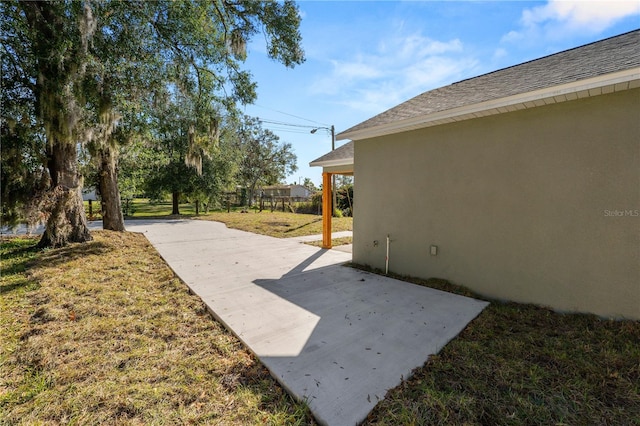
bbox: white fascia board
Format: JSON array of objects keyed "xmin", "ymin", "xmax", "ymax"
[
  {"xmin": 339, "ymin": 68, "xmax": 640, "ymax": 141},
  {"xmin": 309, "ymin": 157, "xmax": 354, "ymax": 168}
]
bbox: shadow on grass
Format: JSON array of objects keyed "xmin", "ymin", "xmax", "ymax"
[
  {"xmin": 283, "ymin": 217, "xmax": 322, "ymax": 234},
  {"xmin": 0, "ymin": 239, "xmax": 42, "ymax": 294},
  {"xmin": 35, "ymin": 241, "xmax": 112, "ymax": 269},
  {"xmin": 1, "ymin": 235, "xmax": 116, "ymax": 281},
  {"xmin": 1, "ymin": 241, "xmax": 40, "ymax": 260},
  {"xmin": 0, "ymin": 278, "xmax": 40, "ymax": 294}
]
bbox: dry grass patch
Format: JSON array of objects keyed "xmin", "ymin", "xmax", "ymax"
[
  {"xmin": 201, "ymin": 211, "xmax": 352, "ymax": 238},
  {"xmin": 305, "ymin": 237, "xmax": 353, "ymax": 247},
  {"xmin": 1, "ymin": 233, "xmax": 314, "ymax": 425},
  {"xmin": 6, "ymin": 233, "xmax": 635, "ymax": 425}
]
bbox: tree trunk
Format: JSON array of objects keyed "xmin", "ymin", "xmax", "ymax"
[
  {"xmin": 98, "ymin": 146, "xmax": 125, "ymax": 231},
  {"xmin": 247, "ymin": 188, "xmax": 254, "ymax": 207},
  {"xmin": 172, "ymin": 191, "xmax": 180, "ymax": 215},
  {"xmin": 23, "ymin": 2, "xmax": 91, "ymax": 248},
  {"xmin": 248, "ymin": 180, "xmax": 260, "ymax": 207},
  {"xmin": 38, "ymin": 141, "xmax": 92, "ymax": 248}
]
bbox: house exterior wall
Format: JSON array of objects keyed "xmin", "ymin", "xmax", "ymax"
[
  {"xmin": 353, "ymin": 88, "xmax": 640, "ymax": 319},
  {"xmin": 290, "ymin": 185, "xmax": 312, "ymax": 199},
  {"xmin": 262, "ymin": 188, "xmax": 290, "ymax": 197},
  {"xmin": 262, "ymin": 185, "xmax": 312, "ymax": 199}
]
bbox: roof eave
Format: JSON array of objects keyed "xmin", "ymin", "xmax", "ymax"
[
  {"xmin": 309, "ymin": 158, "xmax": 354, "ymax": 168},
  {"xmin": 338, "ymin": 68, "xmax": 640, "ymax": 141}
]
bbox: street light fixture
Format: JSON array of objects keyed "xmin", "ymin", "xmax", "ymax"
[
  {"xmin": 310, "ymin": 125, "xmax": 336, "ymax": 216},
  {"xmin": 309, "ymin": 125, "xmax": 334, "ymax": 150}
]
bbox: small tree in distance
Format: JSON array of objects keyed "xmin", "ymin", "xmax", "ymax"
[
  {"xmin": 236, "ymin": 116, "xmax": 297, "ymax": 207},
  {"xmin": 302, "ymin": 177, "xmax": 319, "ymax": 192}
]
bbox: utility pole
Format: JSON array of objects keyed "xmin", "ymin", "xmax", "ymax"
[
  {"xmin": 331, "ymin": 125, "xmax": 337, "ymax": 217},
  {"xmin": 311, "ymin": 125, "xmax": 338, "ymax": 217}
]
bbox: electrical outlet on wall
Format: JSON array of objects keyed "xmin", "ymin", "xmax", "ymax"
[{"xmin": 430, "ymin": 245, "xmax": 438, "ymax": 256}]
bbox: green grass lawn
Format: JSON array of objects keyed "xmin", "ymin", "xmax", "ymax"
[
  {"xmin": 84, "ymin": 198, "xmax": 198, "ymax": 221},
  {"xmin": 2, "ymin": 234, "xmax": 638, "ymax": 425},
  {"xmin": 363, "ymin": 299, "xmax": 640, "ymax": 424},
  {"xmin": 356, "ymin": 269, "xmax": 640, "ymax": 425},
  {"xmin": 85, "ymin": 199, "xmax": 352, "ymax": 239},
  {"xmin": 126, "ymin": 199, "xmax": 198, "ymax": 217},
  {"xmin": 366, "ymin": 303, "xmax": 640, "ymax": 423},
  {"xmin": 200, "ymin": 210, "xmax": 352, "ymax": 238}
]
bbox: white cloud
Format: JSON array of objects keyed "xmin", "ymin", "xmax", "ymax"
[
  {"xmin": 385, "ymin": 35, "xmax": 463, "ymax": 60},
  {"xmin": 310, "ymin": 33, "xmax": 476, "ymax": 115},
  {"xmin": 330, "ymin": 58, "xmax": 383, "ymax": 80},
  {"xmin": 523, "ymin": 0, "xmax": 639, "ymax": 30},
  {"xmin": 403, "ymin": 56, "xmax": 477, "ymax": 93},
  {"xmin": 493, "ymin": 48, "xmax": 508, "ymax": 60},
  {"xmin": 504, "ymin": 0, "xmax": 640, "ymax": 42}
]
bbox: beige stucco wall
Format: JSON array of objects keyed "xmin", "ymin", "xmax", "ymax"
[{"xmin": 353, "ymin": 88, "xmax": 640, "ymax": 319}]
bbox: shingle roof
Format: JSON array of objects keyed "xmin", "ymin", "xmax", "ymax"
[
  {"xmin": 309, "ymin": 141, "xmax": 354, "ymax": 167},
  {"xmin": 339, "ymin": 29, "xmax": 640, "ymax": 140}
]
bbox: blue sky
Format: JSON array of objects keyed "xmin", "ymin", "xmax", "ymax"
[{"xmin": 241, "ymin": 0, "xmax": 639, "ymax": 186}]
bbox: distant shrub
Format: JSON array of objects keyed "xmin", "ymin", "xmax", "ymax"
[
  {"xmin": 311, "ymin": 191, "xmax": 322, "ymax": 209},
  {"xmin": 294, "ymin": 201, "xmax": 318, "ymax": 215},
  {"xmin": 122, "ymin": 199, "xmax": 135, "ymax": 217}
]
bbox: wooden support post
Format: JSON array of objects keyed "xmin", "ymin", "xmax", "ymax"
[{"xmin": 322, "ymin": 172, "xmax": 332, "ymax": 249}]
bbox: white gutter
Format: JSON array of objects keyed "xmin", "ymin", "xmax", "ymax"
[
  {"xmin": 339, "ymin": 68, "xmax": 640, "ymax": 141},
  {"xmin": 309, "ymin": 157, "xmax": 354, "ymax": 168}
]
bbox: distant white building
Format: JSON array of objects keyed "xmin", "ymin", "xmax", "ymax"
[
  {"xmin": 82, "ymin": 187, "xmax": 98, "ymax": 201},
  {"xmin": 261, "ymin": 184, "xmax": 313, "ymax": 199}
]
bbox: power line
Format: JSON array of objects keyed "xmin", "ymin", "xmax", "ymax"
[
  {"xmin": 252, "ymin": 103, "xmax": 330, "ymax": 127},
  {"xmin": 258, "ymin": 119, "xmax": 318, "ymax": 129},
  {"xmin": 261, "ymin": 126, "xmax": 316, "ymax": 135},
  {"xmin": 257, "ymin": 118, "xmax": 333, "ymax": 138}
]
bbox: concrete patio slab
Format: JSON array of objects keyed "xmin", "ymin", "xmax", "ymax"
[{"xmin": 123, "ymin": 219, "xmax": 489, "ymax": 426}]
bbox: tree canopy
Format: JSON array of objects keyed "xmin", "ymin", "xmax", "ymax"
[
  {"xmin": 235, "ymin": 116, "xmax": 297, "ymax": 206},
  {"xmin": 1, "ymin": 0, "xmax": 304, "ymax": 246}
]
